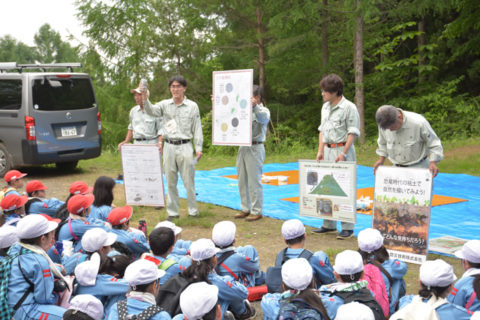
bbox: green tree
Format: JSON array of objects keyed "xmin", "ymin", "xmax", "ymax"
[{"xmin": 34, "ymin": 24, "xmax": 78, "ymax": 62}]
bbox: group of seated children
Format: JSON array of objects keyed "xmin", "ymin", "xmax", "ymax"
[{"xmin": 0, "ymin": 169, "xmax": 479, "ymax": 320}]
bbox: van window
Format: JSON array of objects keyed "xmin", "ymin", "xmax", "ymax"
[
  {"xmin": 0, "ymin": 79, "xmax": 22, "ymax": 110},
  {"xmin": 32, "ymin": 77, "xmax": 96, "ymax": 111}
]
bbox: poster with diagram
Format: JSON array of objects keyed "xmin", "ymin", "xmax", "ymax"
[
  {"xmin": 212, "ymin": 69, "xmax": 253, "ymax": 146},
  {"xmin": 299, "ymin": 160, "xmax": 357, "ymax": 224},
  {"xmin": 373, "ymin": 166, "xmax": 433, "ymax": 264},
  {"xmin": 121, "ymin": 144, "xmax": 165, "ymax": 207}
]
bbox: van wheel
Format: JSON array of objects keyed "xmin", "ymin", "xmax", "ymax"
[
  {"xmin": 55, "ymin": 161, "xmax": 78, "ymax": 171},
  {"xmin": 0, "ymin": 143, "xmax": 13, "ymax": 177}
]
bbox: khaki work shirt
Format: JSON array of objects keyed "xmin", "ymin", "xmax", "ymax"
[
  {"xmin": 128, "ymin": 105, "xmax": 162, "ymax": 140},
  {"xmin": 318, "ymin": 96, "xmax": 361, "ymax": 143}
]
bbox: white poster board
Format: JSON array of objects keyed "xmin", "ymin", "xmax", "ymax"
[
  {"xmin": 120, "ymin": 144, "xmax": 165, "ymax": 207},
  {"xmin": 299, "ymin": 160, "xmax": 357, "ymax": 224},
  {"xmin": 373, "ymin": 166, "xmax": 433, "ymax": 264},
  {"xmin": 212, "ymin": 69, "xmax": 253, "ymax": 146}
]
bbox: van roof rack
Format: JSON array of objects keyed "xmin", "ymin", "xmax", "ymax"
[{"xmin": 0, "ymin": 62, "xmax": 82, "ymax": 73}]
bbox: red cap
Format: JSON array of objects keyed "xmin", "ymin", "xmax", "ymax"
[
  {"xmin": 1, "ymin": 194, "xmax": 28, "ymax": 211},
  {"xmin": 4, "ymin": 170, "xmax": 27, "ymax": 183},
  {"xmin": 69, "ymin": 181, "xmax": 93, "ymax": 195},
  {"xmin": 67, "ymin": 194, "xmax": 95, "ymax": 215},
  {"xmin": 26, "ymin": 180, "xmax": 48, "ymax": 194},
  {"xmin": 107, "ymin": 206, "xmax": 133, "ymax": 226},
  {"xmin": 39, "ymin": 214, "xmax": 61, "ymax": 224}
]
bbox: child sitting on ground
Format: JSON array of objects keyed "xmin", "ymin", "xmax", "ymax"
[
  {"xmin": 89, "ymin": 176, "xmax": 115, "ymax": 221},
  {"xmin": 25, "ymin": 180, "xmax": 65, "ymax": 216},
  {"xmin": 63, "ymin": 294, "xmax": 104, "ymax": 320},
  {"xmin": 212, "ymin": 220, "xmax": 265, "ymax": 287},
  {"xmin": 154, "ymin": 220, "xmax": 191, "ymax": 261},
  {"xmin": 0, "ymin": 225, "xmax": 18, "ymax": 260},
  {"xmin": 1, "ymin": 170, "xmax": 27, "ymax": 197},
  {"xmin": 173, "ymin": 282, "xmax": 221, "ymax": 320},
  {"xmin": 1, "ymin": 194, "xmax": 28, "ymax": 226}
]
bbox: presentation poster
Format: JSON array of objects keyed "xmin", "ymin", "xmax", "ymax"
[
  {"xmin": 373, "ymin": 166, "xmax": 433, "ymax": 264},
  {"xmin": 299, "ymin": 160, "xmax": 357, "ymax": 224},
  {"xmin": 212, "ymin": 69, "xmax": 253, "ymax": 146},
  {"xmin": 121, "ymin": 144, "xmax": 165, "ymax": 207}
]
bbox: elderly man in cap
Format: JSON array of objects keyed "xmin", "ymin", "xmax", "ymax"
[
  {"xmin": 118, "ymin": 84, "xmax": 163, "ymax": 150},
  {"xmin": 373, "ymin": 105, "xmax": 443, "ymax": 177},
  {"xmin": 7, "ymin": 214, "xmax": 67, "ymax": 319}
]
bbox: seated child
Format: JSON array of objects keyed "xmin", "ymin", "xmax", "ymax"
[
  {"xmin": 334, "ymin": 302, "xmax": 375, "ymax": 320},
  {"xmin": 2, "ymin": 169, "xmax": 27, "ymax": 197},
  {"xmin": 0, "ymin": 225, "xmax": 18, "ymax": 260},
  {"xmin": 63, "ymin": 294, "xmax": 104, "ymax": 320},
  {"xmin": 106, "ymin": 259, "xmax": 171, "ymax": 319},
  {"xmin": 25, "ymin": 180, "xmax": 65, "ymax": 216},
  {"xmin": 142, "ymin": 226, "xmax": 182, "ymax": 285},
  {"xmin": 1, "ymin": 194, "xmax": 28, "ymax": 226},
  {"xmin": 155, "ymin": 220, "xmax": 191, "ymax": 261},
  {"xmin": 393, "ymin": 259, "xmax": 471, "ymax": 320},
  {"xmin": 89, "ymin": 176, "xmax": 115, "ymax": 221},
  {"xmin": 172, "ymin": 282, "xmax": 221, "ymax": 320},
  {"xmin": 212, "ymin": 220, "xmax": 265, "ymax": 287},
  {"xmin": 448, "ymin": 240, "xmax": 480, "ymax": 312},
  {"xmin": 54, "ymin": 181, "xmax": 93, "ymax": 220}
]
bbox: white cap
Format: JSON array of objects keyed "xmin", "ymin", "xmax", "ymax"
[
  {"xmin": 75, "ymin": 253, "xmax": 101, "ymax": 286},
  {"xmin": 358, "ymin": 228, "xmax": 384, "ymax": 253},
  {"xmin": 81, "ymin": 228, "xmax": 117, "ymax": 253},
  {"xmin": 420, "ymin": 259, "xmax": 457, "ymax": 287},
  {"xmin": 155, "ymin": 220, "xmax": 182, "ymax": 235},
  {"xmin": 124, "ymin": 259, "xmax": 165, "ymax": 286},
  {"xmin": 0, "ymin": 225, "xmax": 18, "ymax": 249},
  {"xmin": 334, "ymin": 302, "xmax": 375, "ymax": 320},
  {"xmin": 281, "ymin": 258, "xmax": 313, "ymax": 290},
  {"xmin": 281, "ymin": 219, "xmax": 305, "ymax": 240},
  {"xmin": 455, "ymin": 240, "xmax": 480, "ymax": 263},
  {"xmin": 16, "ymin": 214, "xmax": 58, "ymax": 240},
  {"xmin": 180, "ymin": 282, "xmax": 219, "ymax": 320},
  {"xmin": 212, "ymin": 221, "xmax": 236, "ymax": 247},
  {"xmin": 69, "ymin": 294, "xmax": 104, "ymax": 320},
  {"xmin": 190, "ymin": 238, "xmax": 220, "ymax": 261},
  {"xmin": 334, "ymin": 250, "xmax": 364, "ymax": 275},
  {"xmin": 471, "ymin": 312, "xmax": 480, "ymax": 320}
]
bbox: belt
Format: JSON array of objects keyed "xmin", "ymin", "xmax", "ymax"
[
  {"xmin": 252, "ymin": 141, "xmax": 263, "ymax": 145},
  {"xmin": 395, "ymin": 156, "xmax": 428, "ymax": 167},
  {"xmin": 134, "ymin": 137, "xmax": 157, "ymax": 141},
  {"xmin": 326, "ymin": 142, "xmax": 346, "ymax": 148},
  {"xmin": 164, "ymin": 139, "xmax": 190, "ymax": 145}
]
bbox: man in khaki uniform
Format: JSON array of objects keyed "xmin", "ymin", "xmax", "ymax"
[
  {"xmin": 313, "ymin": 74, "xmax": 360, "ymax": 239},
  {"xmin": 142, "ymin": 75, "xmax": 203, "ymax": 219},
  {"xmin": 373, "ymin": 105, "xmax": 443, "ymax": 177}
]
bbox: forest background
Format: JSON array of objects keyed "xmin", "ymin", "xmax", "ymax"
[{"xmin": 1, "ymin": 0, "xmax": 480, "ymax": 156}]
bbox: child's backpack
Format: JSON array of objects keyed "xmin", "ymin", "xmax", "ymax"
[
  {"xmin": 363, "ymin": 264, "xmax": 389, "ymax": 317},
  {"xmin": 265, "ymin": 248, "xmax": 313, "ymax": 293},
  {"xmin": 334, "ymin": 288, "xmax": 386, "ymax": 320},
  {"xmin": 278, "ymin": 298, "xmax": 324, "ymax": 320},
  {"xmin": 155, "ymin": 273, "xmax": 190, "ymax": 316},
  {"xmin": 390, "ymin": 295, "xmax": 448, "ymax": 320},
  {"xmin": 117, "ymin": 299, "xmax": 164, "ymax": 320}
]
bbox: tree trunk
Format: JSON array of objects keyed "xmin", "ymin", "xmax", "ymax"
[
  {"xmin": 321, "ymin": 0, "xmax": 329, "ymax": 69},
  {"xmin": 354, "ymin": 0, "xmax": 365, "ymax": 143},
  {"xmin": 418, "ymin": 18, "xmax": 426, "ymax": 87},
  {"xmin": 256, "ymin": 6, "xmax": 265, "ymax": 90}
]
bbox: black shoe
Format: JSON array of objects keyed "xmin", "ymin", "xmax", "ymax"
[
  {"xmin": 337, "ymin": 230, "xmax": 354, "ymax": 239},
  {"xmin": 312, "ymin": 227, "xmax": 337, "ymax": 234},
  {"xmin": 234, "ymin": 301, "xmax": 256, "ymax": 320}
]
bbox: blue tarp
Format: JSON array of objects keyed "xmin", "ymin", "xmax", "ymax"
[{"xmin": 164, "ymin": 163, "xmax": 480, "ymax": 240}]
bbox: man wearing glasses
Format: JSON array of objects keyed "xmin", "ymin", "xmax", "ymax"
[{"xmin": 142, "ymin": 75, "xmax": 203, "ymax": 220}]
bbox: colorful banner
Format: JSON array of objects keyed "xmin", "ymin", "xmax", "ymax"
[
  {"xmin": 373, "ymin": 166, "xmax": 433, "ymax": 264},
  {"xmin": 299, "ymin": 160, "xmax": 357, "ymax": 224}
]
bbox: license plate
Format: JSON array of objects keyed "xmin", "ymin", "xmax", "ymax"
[{"xmin": 61, "ymin": 126, "xmax": 77, "ymax": 137}]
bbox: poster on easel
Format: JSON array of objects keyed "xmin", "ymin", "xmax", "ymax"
[
  {"xmin": 373, "ymin": 166, "xmax": 433, "ymax": 264},
  {"xmin": 212, "ymin": 69, "xmax": 253, "ymax": 146},
  {"xmin": 299, "ymin": 160, "xmax": 357, "ymax": 224},
  {"xmin": 120, "ymin": 144, "xmax": 165, "ymax": 207}
]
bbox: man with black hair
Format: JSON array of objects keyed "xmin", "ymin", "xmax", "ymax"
[
  {"xmin": 142, "ymin": 226, "xmax": 182, "ymax": 285},
  {"xmin": 313, "ymin": 73, "xmax": 360, "ymax": 239},
  {"xmin": 142, "ymin": 75, "xmax": 203, "ymax": 220}
]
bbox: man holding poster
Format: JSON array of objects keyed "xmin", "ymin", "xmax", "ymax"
[
  {"xmin": 142, "ymin": 76, "xmax": 203, "ymax": 219},
  {"xmin": 235, "ymin": 85, "xmax": 270, "ymax": 221},
  {"xmin": 313, "ymin": 74, "xmax": 360, "ymax": 238},
  {"xmin": 373, "ymin": 105, "xmax": 443, "ymax": 177}
]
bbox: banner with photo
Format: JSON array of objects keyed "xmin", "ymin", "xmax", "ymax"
[
  {"xmin": 373, "ymin": 166, "xmax": 433, "ymax": 264},
  {"xmin": 299, "ymin": 160, "xmax": 357, "ymax": 224},
  {"xmin": 121, "ymin": 144, "xmax": 165, "ymax": 207},
  {"xmin": 212, "ymin": 69, "xmax": 253, "ymax": 146}
]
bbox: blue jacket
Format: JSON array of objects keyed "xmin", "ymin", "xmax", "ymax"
[
  {"xmin": 89, "ymin": 204, "xmax": 113, "ymax": 221},
  {"xmin": 215, "ymin": 245, "xmax": 265, "ymax": 287},
  {"xmin": 76, "ymin": 274, "xmax": 129, "ymax": 317},
  {"xmin": 7, "ymin": 245, "xmax": 66, "ymax": 320},
  {"xmin": 62, "ymin": 252, "xmax": 89, "ymax": 275},
  {"xmin": 399, "ymin": 295, "xmax": 473, "ymax": 319},
  {"xmin": 168, "ymin": 239, "xmax": 192, "ymax": 261},
  {"xmin": 142, "ymin": 253, "xmax": 182, "ymax": 285},
  {"xmin": 106, "ymin": 297, "xmax": 172, "ymax": 320},
  {"xmin": 283, "ymin": 248, "xmax": 336, "ymax": 286},
  {"xmin": 57, "ymin": 217, "xmax": 108, "ymax": 252},
  {"xmin": 447, "ymin": 273, "xmax": 480, "ymax": 312},
  {"xmin": 27, "ymin": 198, "xmax": 64, "ymax": 217},
  {"xmin": 110, "ymin": 228, "xmax": 150, "ymax": 259},
  {"xmin": 382, "ymin": 258, "xmax": 408, "ymax": 314}
]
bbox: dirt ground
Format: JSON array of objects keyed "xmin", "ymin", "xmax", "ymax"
[{"xmin": 20, "ymin": 163, "xmax": 465, "ymax": 319}]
